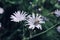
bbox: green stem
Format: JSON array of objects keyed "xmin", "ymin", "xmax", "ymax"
[
  {"xmin": 6, "ymin": 23, "xmax": 22, "ymax": 40},
  {"xmin": 22, "ymin": 26, "xmax": 26, "ymax": 40},
  {"xmin": 7, "ymin": 30, "xmax": 18, "ymax": 40},
  {"xmin": 26, "ymin": 23, "xmax": 59, "ymax": 40},
  {"xmin": 0, "ymin": 30, "xmax": 8, "ymax": 37},
  {"xmin": 5, "ymin": 0, "xmax": 15, "ymax": 4},
  {"xmin": 29, "ymin": 30, "xmax": 33, "ymax": 38}
]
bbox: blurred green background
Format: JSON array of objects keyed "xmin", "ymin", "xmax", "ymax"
[{"xmin": 0, "ymin": 0, "xmax": 60, "ymax": 40}]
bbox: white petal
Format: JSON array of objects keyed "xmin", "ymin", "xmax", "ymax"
[
  {"xmin": 0, "ymin": 23, "xmax": 2, "ymax": 27},
  {"xmin": 29, "ymin": 25, "xmax": 35, "ymax": 29},
  {"xmin": 36, "ymin": 24, "xmax": 42, "ymax": 30},
  {"xmin": 0, "ymin": 7, "xmax": 4, "ymax": 14},
  {"xmin": 39, "ymin": 21, "xmax": 45, "ymax": 23},
  {"xmin": 57, "ymin": 26, "xmax": 60, "ymax": 33},
  {"xmin": 56, "ymin": 14, "xmax": 60, "ymax": 17},
  {"xmin": 36, "ymin": 13, "xmax": 39, "ymax": 17},
  {"xmin": 21, "ymin": 11, "xmax": 24, "ymax": 14},
  {"xmin": 32, "ymin": 13, "xmax": 35, "ymax": 18},
  {"xmin": 54, "ymin": 9, "xmax": 60, "ymax": 17},
  {"xmin": 11, "ymin": 18, "xmax": 19, "ymax": 22}
]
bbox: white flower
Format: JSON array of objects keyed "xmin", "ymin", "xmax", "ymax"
[
  {"xmin": 0, "ymin": 7, "xmax": 4, "ymax": 14},
  {"xmin": 57, "ymin": 26, "xmax": 60, "ymax": 33},
  {"xmin": 26, "ymin": 13, "xmax": 45, "ymax": 30},
  {"xmin": 54, "ymin": 9, "xmax": 60, "ymax": 17},
  {"xmin": 58, "ymin": 0, "xmax": 60, "ymax": 2},
  {"xmin": 10, "ymin": 11, "xmax": 27, "ymax": 22},
  {"xmin": 38, "ymin": 8, "xmax": 42, "ymax": 11},
  {"xmin": 29, "ymin": 2, "xmax": 32, "ymax": 4}
]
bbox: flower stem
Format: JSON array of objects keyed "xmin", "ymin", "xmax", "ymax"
[
  {"xmin": 7, "ymin": 30, "xmax": 18, "ymax": 40},
  {"xmin": 22, "ymin": 26, "xmax": 26, "ymax": 40},
  {"xmin": 26, "ymin": 23, "xmax": 59, "ymax": 40},
  {"xmin": 0, "ymin": 30, "xmax": 8, "ymax": 37}
]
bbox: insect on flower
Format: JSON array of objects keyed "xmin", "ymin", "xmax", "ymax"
[{"xmin": 26, "ymin": 13, "xmax": 45, "ymax": 30}]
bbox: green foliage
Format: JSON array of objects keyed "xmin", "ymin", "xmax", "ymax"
[{"xmin": 0, "ymin": 0, "xmax": 60, "ymax": 40}]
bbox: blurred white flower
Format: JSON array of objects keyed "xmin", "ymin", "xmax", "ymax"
[
  {"xmin": 26, "ymin": 13, "xmax": 45, "ymax": 30},
  {"xmin": 0, "ymin": 23, "xmax": 2, "ymax": 27},
  {"xmin": 0, "ymin": 7, "xmax": 4, "ymax": 14},
  {"xmin": 29, "ymin": 2, "xmax": 32, "ymax": 4},
  {"xmin": 10, "ymin": 11, "xmax": 27, "ymax": 22},
  {"xmin": 38, "ymin": 8, "xmax": 42, "ymax": 11},
  {"xmin": 57, "ymin": 26, "xmax": 60, "ymax": 33},
  {"xmin": 54, "ymin": 9, "xmax": 60, "ymax": 17},
  {"xmin": 58, "ymin": 0, "xmax": 60, "ymax": 2}
]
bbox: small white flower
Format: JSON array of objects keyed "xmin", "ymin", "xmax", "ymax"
[
  {"xmin": 0, "ymin": 7, "xmax": 4, "ymax": 14},
  {"xmin": 29, "ymin": 2, "xmax": 32, "ymax": 4},
  {"xmin": 58, "ymin": 0, "xmax": 60, "ymax": 2},
  {"xmin": 26, "ymin": 13, "xmax": 45, "ymax": 30},
  {"xmin": 10, "ymin": 11, "xmax": 27, "ymax": 22},
  {"xmin": 54, "ymin": 9, "xmax": 60, "ymax": 17},
  {"xmin": 38, "ymin": 8, "xmax": 42, "ymax": 11},
  {"xmin": 57, "ymin": 26, "xmax": 60, "ymax": 33}
]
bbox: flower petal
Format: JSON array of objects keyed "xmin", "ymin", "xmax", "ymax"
[
  {"xmin": 29, "ymin": 25, "xmax": 35, "ymax": 29},
  {"xmin": 36, "ymin": 24, "xmax": 42, "ymax": 30}
]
